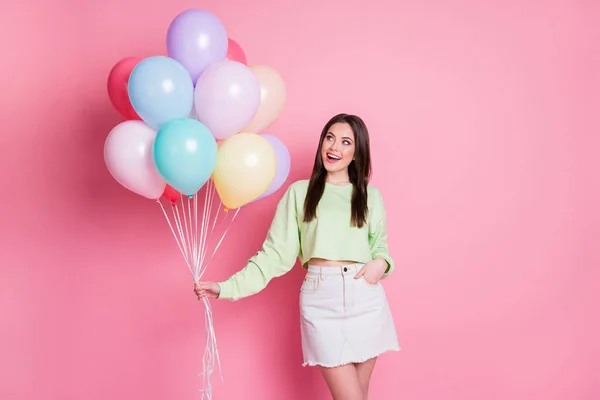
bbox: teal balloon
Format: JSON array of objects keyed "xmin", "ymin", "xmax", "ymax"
[{"xmin": 153, "ymin": 118, "xmax": 218, "ymax": 195}]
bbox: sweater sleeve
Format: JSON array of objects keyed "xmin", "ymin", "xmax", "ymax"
[
  {"xmin": 218, "ymin": 185, "xmax": 301, "ymax": 301},
  {"xmin": 368, "ymin": 187, "xmax": 395, "ymax": 276}
]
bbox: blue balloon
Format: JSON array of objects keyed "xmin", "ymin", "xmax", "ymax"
[
  {"xmin": 153, "ymin": 118, "xmax": 218, "ymax": 195},
  {"xmin": 128, "ymin": 56, "xmax": 194, "ymax": 129}
]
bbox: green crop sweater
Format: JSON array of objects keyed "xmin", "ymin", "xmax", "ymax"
[{"xmin": 218, "ymin": 179, "xmax": 394, "ymax": 301}]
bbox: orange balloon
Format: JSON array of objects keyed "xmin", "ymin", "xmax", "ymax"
[
  {"xmin": 212, "ymin": 133, "xmax": 277, "ymax": 209},
  {"xmin": 242, "ymin": 65, "xmax": 286, "ymax": 133}
]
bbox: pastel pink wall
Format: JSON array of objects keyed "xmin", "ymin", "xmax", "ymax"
[{"xmin": 1, "ymin": 0, "xmax": 598, "ymax": 399}]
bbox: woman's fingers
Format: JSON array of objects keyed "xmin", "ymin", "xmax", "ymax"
[{"xmin": 194, "ymin": 282, "xmax": 218, "ymax": 300}]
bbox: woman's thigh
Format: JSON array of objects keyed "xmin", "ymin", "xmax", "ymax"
[{"xmin": 319, "ymin": 364, "xmax": 364, "ymax": 400}]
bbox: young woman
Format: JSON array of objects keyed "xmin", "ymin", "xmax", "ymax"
[{"xmin": 195, "ymin": 113, "xmax": 399, "ymax": 400}]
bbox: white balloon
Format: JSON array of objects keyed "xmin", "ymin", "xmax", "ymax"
[{"xmin": 104, "ymin": 120, "xmax": 166, "ymax": 199}]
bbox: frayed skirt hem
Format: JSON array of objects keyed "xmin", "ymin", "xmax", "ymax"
[{"xmin": 301, "ymin": 347, "xmax": 401, "ymax": 368}]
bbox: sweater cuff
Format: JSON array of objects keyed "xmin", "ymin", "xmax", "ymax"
[
  {"xmin": 374, "ymin": 254, "xmax": 394, "ymax": 277},
  {"xmin": 217, "ymin": 281, "xmax": 236, "ymax": 301}
]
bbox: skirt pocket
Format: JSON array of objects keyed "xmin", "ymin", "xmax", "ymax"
[
  {"xmin": 300, "ymin": 275, "xmax": 322, "ymax": 295},
  {"xmin": 360, "ymin": 276, "xmax": 382, "ymax": 287}
]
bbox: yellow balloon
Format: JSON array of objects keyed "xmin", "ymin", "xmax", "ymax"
[
  {"xmin": 242, "ymin": 65, "xmax": 286, "ymax": 133},
  {"xmin": 212, "ymin": 133, "xmax": 277, "ymax": 209}
]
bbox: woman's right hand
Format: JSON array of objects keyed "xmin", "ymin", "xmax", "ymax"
[{"xmin": 194, "ymin": 282, "xmax": 221, "ymax": 300}]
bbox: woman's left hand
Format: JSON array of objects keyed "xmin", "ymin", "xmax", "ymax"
[{"xmin": 354, "ymin": 258, "xmax": 388, "ymax": 285}]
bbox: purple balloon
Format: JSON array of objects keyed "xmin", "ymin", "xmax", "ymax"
[
  {"xmin": 254, "ymin": 134, "xmax": 291, "ymax": 201},
  {"xmin": 166, "ymin": 9, "xmax": 228, "ymax": 82},
  {"xmin": 194, "ymin": 60, "xmax": 260, "ymax": 140}
]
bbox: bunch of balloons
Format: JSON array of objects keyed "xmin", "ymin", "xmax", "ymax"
[{"xmin": 105, "ymin": 8, "xmax": 290, "ymax": 209}]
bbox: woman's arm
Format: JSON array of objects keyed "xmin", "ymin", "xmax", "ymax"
[
  {"xmin": 368, "ymin": 187, "xmax": 394, "ymax": 276},
  {"xmin": 218, "ymin": 185, "xmax": 301, "ymax": 301}
]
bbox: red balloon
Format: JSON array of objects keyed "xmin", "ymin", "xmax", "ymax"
[
  {"xmin": 162, "ymin": 184, "xmax": 182, "ymax": 202},
  {"xmin": 226, "ymin": 38, "xmax": 247, "ymax": 65},
  {"xmin": 107, "ymin": 56, "xmax": 143, "ymax": 120}
]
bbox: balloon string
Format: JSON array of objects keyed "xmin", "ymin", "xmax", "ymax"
[
  {"xmin": 205, "ymin": 184, "xmax": 219, "ymax": 263},
  {"xmin": 196, "ymin": 183, "xmax": 224, "ymax": 281},
  {"xmin": 181, "ymin": 197, "xmax": 194, "ymax": 270},
  {"xmin": 198, "ymin": 207, "xmax": 240, "ymax": 281},
  {"xmin": 172, "ymin": 203, "xmax": 192, "ymax": 271},
  {"xmin": 204, "ymin": 298, "xmax": 222, "ymax": 381},
  {"xmin": 207, "ymin": 183, "xmax": 221, "ymax": 239},
  {"xmin": 198, "ymin": 183, "xmax": 215, "ymax": 278},
  {"xmin": 199, "ymin": 297, "xmax": 222, "ymax": 400},
  {"xmin": 198, "ymin": 186, "xmax": 217, "ymax": 275},
  {"xmin": 159, "ymin": 187, "xmax": 244, "ymax": 400},
  {"xmin": 158, "ymin": 199, "xmax": 195, "ymax": 277},
  {"xmin": 187, "ymin": 195, "xmax": 199, "ymax": 279},
  {"xmin": 196, "ymin": 204, "xmax": 240, "ymax": 393},
  {"xmin": 157, "ymin": 199, "xmax": 187, "ymax": 265},
  {"xmin": 211, "ymin": 208, "xmax": 240, "ymax": 258},
  {"xmin": 194, "ymin": 191, "xmax": 201, "ymax": 277}
]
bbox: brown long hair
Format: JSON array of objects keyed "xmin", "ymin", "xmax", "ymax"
[{"xmin": 303, "ymin": 113, "xmax": 372, "ymax": 228}]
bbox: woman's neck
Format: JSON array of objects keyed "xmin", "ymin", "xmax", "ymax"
[{"xmin": 326, "ymin": 170, "xmax": 350, "ymax": 185}]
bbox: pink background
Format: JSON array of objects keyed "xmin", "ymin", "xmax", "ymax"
[{"xmin": 1, "ymin": 0, "xmax": 599, "ymax": 399}]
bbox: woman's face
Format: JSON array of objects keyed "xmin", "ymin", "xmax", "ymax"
[{"xmin": 321, "ymin": 122, "xmax": 356, "ymax": 174}]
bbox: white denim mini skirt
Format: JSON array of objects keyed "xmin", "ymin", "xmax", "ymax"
[{"xmin": 299, "ymin": 263, "xmax": 400, "ymax": 367}]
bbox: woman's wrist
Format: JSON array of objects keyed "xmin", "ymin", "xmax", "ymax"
[
  {"xmin": 375, "ymin": 257, "xmax": 388, "ymax": 269},
  {"xmin": 373, "ymin": 257, "xmax": 391, "ymax": 276}
]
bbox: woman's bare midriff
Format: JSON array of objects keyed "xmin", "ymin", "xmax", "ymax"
[{"xmin": 306, "ymin": 258, "xmax": 357, "ymax": 267}]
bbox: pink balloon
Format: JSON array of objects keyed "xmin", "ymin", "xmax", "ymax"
[
  {"xmin": 194, "ymin": 60, "xmax": 260, "ymax": 140},
  {"xmin": 226, "ymin": 38, "xmax": 247, "ymax": 64},
  {"xmin": 107, "ymin": 56, "xmax": 143, "ymax": 120},
  {"xmin": 104, "ymin": 120, "xmax": 166, "ymax": 199}
]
